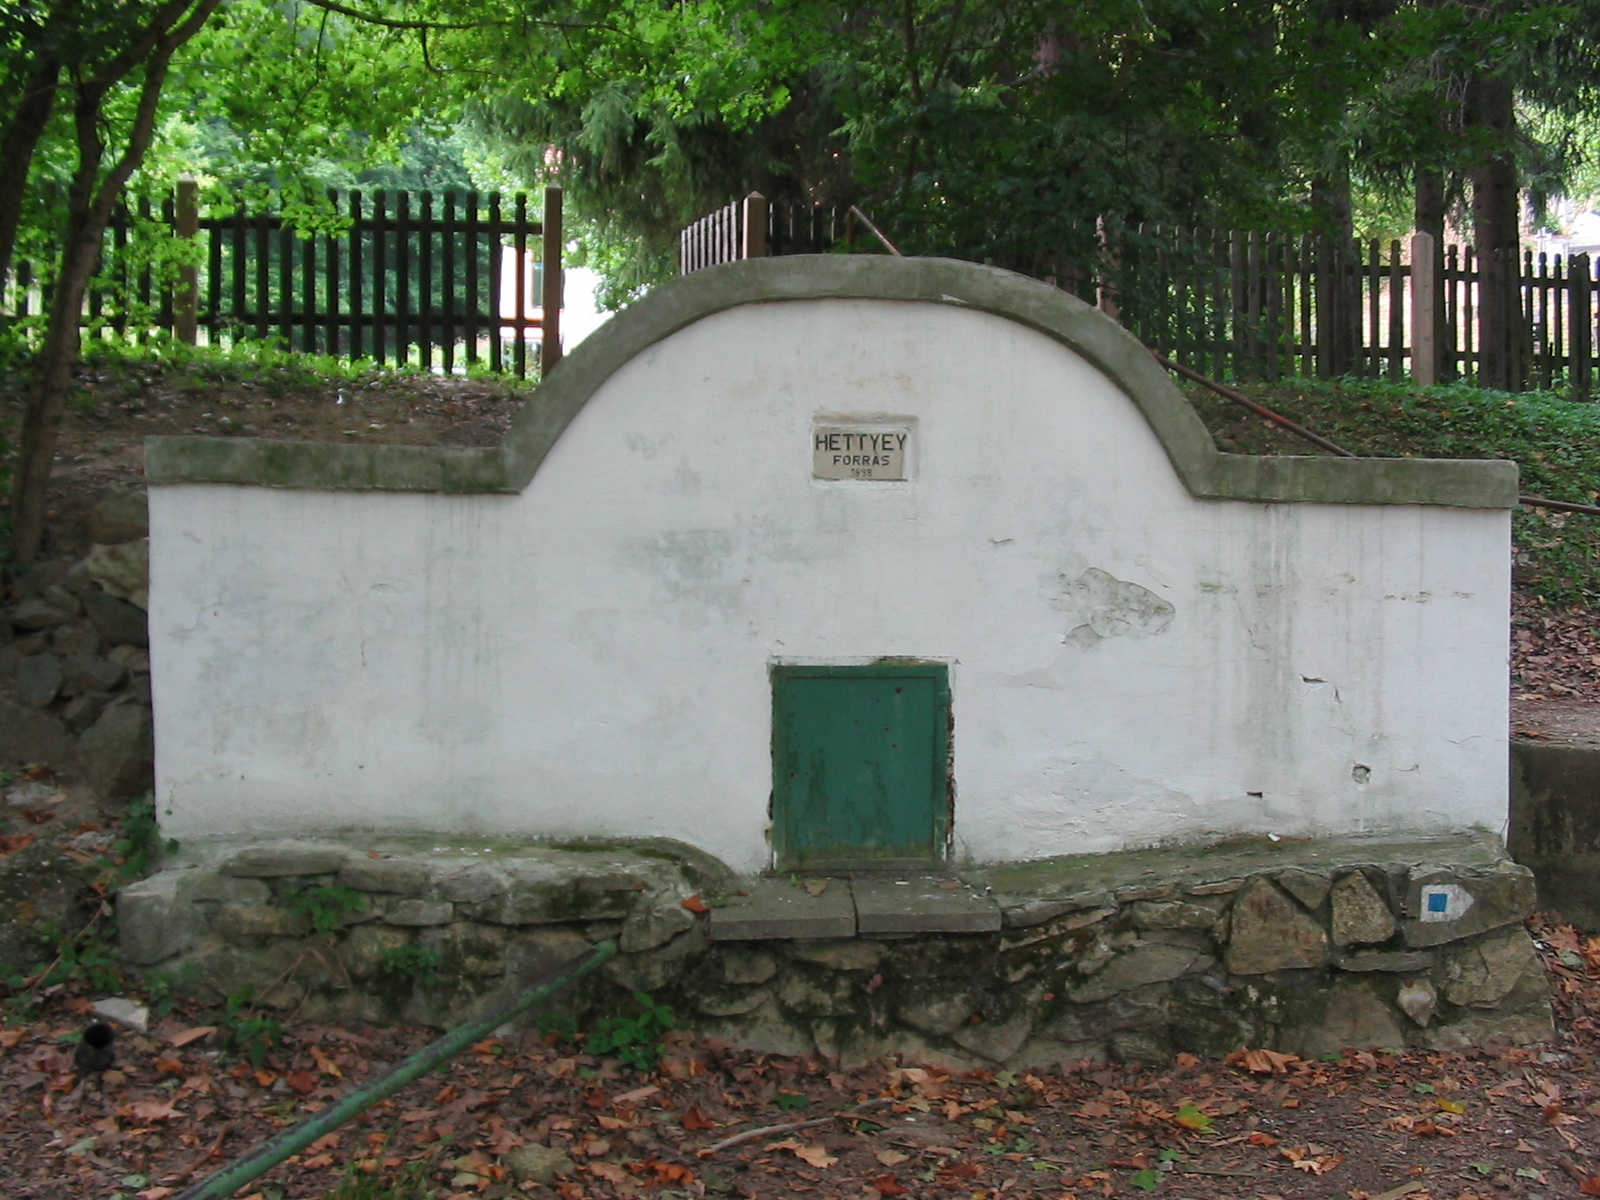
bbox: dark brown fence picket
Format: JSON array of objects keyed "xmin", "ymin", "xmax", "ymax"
[
  {"xmin": 672, "ymin": 198, "xmax": 1600, "ymax": 394},
  {"xmin": 0, "ymin": 186, "xmax": 564, "ymax": 379}
]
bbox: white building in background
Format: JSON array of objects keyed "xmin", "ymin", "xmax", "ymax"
[{"xmin": 498, "ymin": 246, "xmax": 610, "ymax": 356}]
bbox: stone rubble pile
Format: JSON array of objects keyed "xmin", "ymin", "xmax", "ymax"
[
  {"xmin": 0, "ymin": 491, "xmax": 152, "ymax": 796},
  {"xmin": 117, "ymin": 832, "xmax": 1554, "ymax": 1065}
]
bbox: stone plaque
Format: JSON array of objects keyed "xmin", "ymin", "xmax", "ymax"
[{"xmin": 812, "ymin": 423, "xmax": 910, "ymax": 481}]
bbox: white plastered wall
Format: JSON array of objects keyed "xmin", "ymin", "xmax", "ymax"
[{"xmin": 149, "ymin": 299, "xmax": 1510, "ymax": 873}]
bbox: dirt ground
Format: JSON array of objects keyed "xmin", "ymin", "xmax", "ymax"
[
  {"xmin": 0, "ymin": 359, "xmax": 528, "ymax": 560},
  {"xmin": 1, "ymin": 917, "xmax": 1598, "ymax": 1200}
]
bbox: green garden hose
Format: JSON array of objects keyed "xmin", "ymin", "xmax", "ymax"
[{"xmin": 173, "ymin": 939, "xmax": 618, "ymax": 1200}]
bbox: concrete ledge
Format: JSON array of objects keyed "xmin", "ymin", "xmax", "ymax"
[
  {"xmin": 709, "ymin": 880, "xmax": 856, "ymax": 940},
  {"xmin": 1510, "ymin": 739, "xmax": 1600, "ymax": 928},
  {"xmin": 854, "ymin": 879, "xmax": 1002, "ymax": 934},
  {"xmin": 145, "ymin": 257, "xmax": 1517, "ymax": 509}
]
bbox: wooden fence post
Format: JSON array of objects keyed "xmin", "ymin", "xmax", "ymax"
[
  {"xmin": 742, "ymin": 192, "xmax": 768, "ymax": 260},
  {"xmin": 540, "ymin": 186, "xmax": 562, "ymax": 375},
  {"xmin": 174, "ymin": 176, "xmax": 198, "ymax": 344},
  {"xmin": 1409, "ymin": 231, "xmax": 1437, "ymax": 386},
  {"xmin": 1097, "ymin": 216, "xmax": 1121, "ymax": 320},
  {"xmin": 1572, "ymin": 252, "xmax": 1593, "ymax": 401}
]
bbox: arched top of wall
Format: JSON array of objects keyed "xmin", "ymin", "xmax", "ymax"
[{"xmin": 145, "ymin": 255, "xmax": 1517, "ymax": 508}]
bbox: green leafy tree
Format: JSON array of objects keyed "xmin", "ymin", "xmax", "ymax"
[
  {"xmin": 8, "ymin": 0, "xmax": 559, "ymax": 561},
  {"xmin": 13, "ymin": 0, "xmax": 223, "ymax": 564}
]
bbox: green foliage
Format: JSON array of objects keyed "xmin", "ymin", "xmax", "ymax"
[
  {"xmin": 0, "ymin": 791, "xmax": 179, "ymax": 1019},
  {"xmin": 98, "ymin": 793, "xmax": 179, "ymax": 889},
  {"xmin": 1189, "ymin": 376, "xmax": 1600, "ymax": 606},
  {"xmin": 319, "ymin": 1160, "xmax": 433, "ymax": 1200},
  {"xmin": 25, "ymin": 921, "xmax": 123, "ymax": 996},
  {"xmin": 586, "ymin": 990, "xmax": 676, "ymax": 1071},
  {"xmin": 60, "ymin": 327, "xmax": 533, "ymax": 391},
  {"xmin": 528, "ymin": 1003, "xmax": 580, "ymax": 1046},
  {"xmin": 282, "ymin": 884, "xmax": 367, "ymax": 935},
  {"xmin": 223, "ymin": 989, "xmax": 284, "ymax": 1068},
  {"xmin": 376, "ymin": 945, "xmax": 441, "ymax": 985},
  {"xmin": 774, "ymin": 1092, "xmax": 810, "ymax": 1110},
  {"xmin": 1130, "ymin": 1168, "xmax": 1163, "ymax": 1191},
  {"xmin": 142, "ymin": 965, "xmax": 200, "ymax": 1021}
]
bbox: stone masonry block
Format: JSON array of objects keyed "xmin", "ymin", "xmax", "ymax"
[
  {"xmin": 384, "ymin": 899, "xmax": 454, "ymax": 927},
  {"xmin": 1334, "ymin": 948, "xmax": 1435, "ymax": 973},
  {"xmin": 456, "ymin": 855, "xmax": 653, "ymax": 925},
  {"xmin": 1128, "ymin": 897, "xmax": 1225, "ymax": 931},
  {"xmin": 506, "ymin": 927, "xmax": 595, "ymax": 982},
  {"xmin": 116, "ymin": 871, "xmax": 203, "ymax": 965},
  {"xmin": 1441, "ymin": 927, "xmax": 1544, "ymax": 1008},
  {"xmin": 77, "ymin": 703, "xmax": 154, "ymax": 799},
  {"xmin": 621, "ymin": 902, "xmax": 695, "ymax": 953},
  {"xmin": 1402, "ymin": 861, "xmax": 1538, "ymax": 948},
  {"xmin": 775, "ymin": 969, "xmax": 862, "ymax": 1018},
  {"xmin": 214, "ymin": 904, "xmax": 313, "ymax": 943},
  {"xmin": 342, "ymin": 924, "xmax": 415, "ymax": 979},
  {"xmin": 223, "ymin": 842, "xmax": 351, "ymax": 878},
  {"xmin": 607, "ymin": 926, "xmax": 708, "ymax": 992},
  {"xmin": 897, "ymin": 990, "xmax": 979, "ymax": 1037},
  {"xmin": 720, "ymin": 947, "xmax": 778, "ymax": 984},
  {"xmin": 1275, "ymin": 869, "xmax": 1332, "ymax": 911},
  {"xmin": 1068, "ymin": 943, "xmax": 1207, "ymax": 1004},
  {"xmin": 186, "ymin": 874, "xmax": 271, "ymax": 906},
  {"xmin": 952, "ymin": 1012, "xmax": 1034, "ymax": 1063},
  {"xmin": 1224, "ymin": 876, "xmax": 1329, "ymax": 974},
  {"xmin": 783, "ymin": 939, "xmax": 884, "ymax": 971},
  {"xmin": 338, "ymin": 856, "xmax": 432, "ymax": 896},
  {"xmin": 999, "ymin": 890, "xmax": 1114, "ymax": 929},
  {"xmin": 1330, "ymin": 870, "xmax": 1397, "ymax": 946}
]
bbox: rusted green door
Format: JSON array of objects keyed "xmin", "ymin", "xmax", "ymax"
[{"xmin": 771, "ymin": 664, "xmax": 949, "ymax": 871}]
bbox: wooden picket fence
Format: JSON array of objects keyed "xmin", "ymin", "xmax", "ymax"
[
  {"xmin": 679, "ymin": 194, "xmax": 852, "ymax": 272},
  {"xmin": 679, "ymin": 194, "xmax": 1600, "ymax": 395},
  {"xmin": 2, "ymin": 183, "xmax": 565, "ymax": 378}
]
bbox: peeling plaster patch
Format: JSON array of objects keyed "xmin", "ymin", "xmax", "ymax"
[
  {"xmin": 628, "ymin": 529, "xmax": 734, "ymax": 582},
  {"xmin": 1351, "ymin": 764, "xmax": 1371, "ymax": 784},
  {"xmin": 998, "ymin": 667, "xmax": 1063, "ymax": 690},
  {"xmin": 623, "ymin": 529, "xmax": 745, "ymax": 620},
  {"xmin": 1055, "ymin": 567, "xmax": 1175, "ymax": 647}
]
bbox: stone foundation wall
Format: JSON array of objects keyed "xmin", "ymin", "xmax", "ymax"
[
  {"xmin": 116, "ymin": 833, "xmax": 1553, "ymax": 1067},
  {"xmin": 0, "ymin": 491, "xmax": 154, "ymax": 797}
]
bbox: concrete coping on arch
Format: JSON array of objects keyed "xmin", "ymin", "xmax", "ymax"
[{"xmin": 143, "ymin": 255, "xmax": 1519, "ymax": 509}]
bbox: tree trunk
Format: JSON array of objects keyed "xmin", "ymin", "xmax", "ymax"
[
  {"xmin": 1415, "ymin": 167, "xmax": 1447, "ymax": 380},
  {"xmin": 10, "ymin": 0, "xmax": 220, "ymax": 563},
  {"xmin": 13, "ymin": 96, "xmax": 111, "ymax": 565},
  {"xmin": 1415, "ymin": 168, "xmax": 1445, "ymax": 243},
  {"xmin": 12, "ymin": 215, "xmax": 101, "ymax": 562},
  {"xmin": 1312, "ymin": 163, "xmax": 1358, "ymax": 377},
  {"xmin": 0, "ymin": 58, "xmax": 60, "ymax": 297},
  {"xmin": 1467, "ymin": 74, "xmax": 1520, "ymax": 391}
]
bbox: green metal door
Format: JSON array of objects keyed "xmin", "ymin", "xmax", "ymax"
[{"xmin": 771, "ymin": 663, "xmax": 950, "ymax": 871}]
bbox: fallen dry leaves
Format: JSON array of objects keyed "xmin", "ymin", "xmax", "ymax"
[{"xmin": 1, "ymin": 915, "xmax": 1599, "ymax": 1198}]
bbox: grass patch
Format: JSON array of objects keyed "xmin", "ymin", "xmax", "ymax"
[
  {"xmin": 1185, "ymin": 375, "xmax": 1600, "ymax": 607},
  {"xmin": 70, "ymin": 335, "xmax": 540, "ymax": 393}
]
